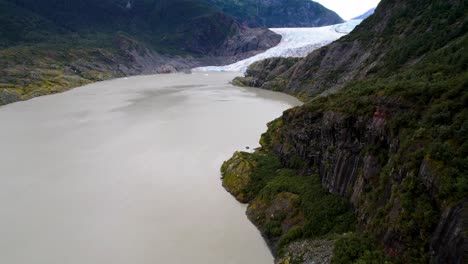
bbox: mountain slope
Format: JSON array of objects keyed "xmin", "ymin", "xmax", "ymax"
[
  {"xmin": 226, "ymin": 0, "xmax": 467, "ymax": 263},
  {"xmin": 1, "ymin": 0, "xmax": 343, "ymax": 50},
  {"xmin": 0, "ymin": 0, "xmax": 284, "ymax": 105},
  {"xmin": 235, "ymin": 0, "xmax": 467, "ymax": 99},
  {"xmin": 352, "ymin": 8, "xmax": 376, "ymax": 20},
  {"xmin": 0, "ymin": 0, "xmax": 276, "ymax": 54},
  {"xmin": 207, "ymin": 0, "xmax": 344, "ymax": 27}
]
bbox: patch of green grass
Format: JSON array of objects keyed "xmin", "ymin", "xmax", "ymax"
[
  {"xmin": 332, "ymin": 233, "xmax": 391, "ymax": 264},
  {"xmin": 259, "ymin": 170, "xmax": 356, "ymax": 239}
]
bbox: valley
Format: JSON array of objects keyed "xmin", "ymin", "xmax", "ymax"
[{"xmin": 0, "ymin": 0, "xmax": 466, "ymax": 263}]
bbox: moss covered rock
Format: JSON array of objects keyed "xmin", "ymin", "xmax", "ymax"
[
  {"xmin": 221, "ymin": 150, "xmax": 356, "ymax": 261},
  {"xmin": 221, "ymin": 151, "xmax": 256, "ymax": 203}
]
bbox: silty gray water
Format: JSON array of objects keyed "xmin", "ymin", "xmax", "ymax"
[{"xmin": 0, "ymin": 72, "xmax": 301, "ymax": 264}]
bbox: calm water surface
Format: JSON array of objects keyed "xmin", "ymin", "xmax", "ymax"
[{"xmin": 0, "ymin": 72, "xmax": 300, "ymax": 264}]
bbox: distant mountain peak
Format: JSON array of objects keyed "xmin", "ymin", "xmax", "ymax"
[{"xmin": 352, "ymin": 7, "xmax": 376, "ymax": 20}]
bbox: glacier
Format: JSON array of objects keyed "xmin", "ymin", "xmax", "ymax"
[{"xmin": 193, "ymin": 20, "xmax": 362, "ymax": 73}]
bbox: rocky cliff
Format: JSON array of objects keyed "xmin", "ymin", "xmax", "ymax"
[{"xmin": 225, "ymin": 0, "xmax": 467, "ymax": 263}]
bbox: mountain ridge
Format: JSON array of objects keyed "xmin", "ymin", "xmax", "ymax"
[{"xmin": 207, "ymin": 0, "xmax": 344, "ymax": 27}]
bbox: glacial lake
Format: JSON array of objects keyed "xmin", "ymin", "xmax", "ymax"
[{"xmin": 0, "ymin": 72, "xmax": 300, "ymax": 264}]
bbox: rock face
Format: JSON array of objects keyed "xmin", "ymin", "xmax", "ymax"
[
  {"xmin": 165, "ymin": 7, "xmax": 281, "ymax": 57},
  {"xmin": 213, "ymin": 27, "xmax": 282, "ymax": 58},
  {"xmin": 430, "ymin": 200, "xmax": 467, "ymax": 264},
  {"xmin": 228, "ymin": 0, "xmax": 467, "ymax": 262},
  {"xmin": 257, "ymin": 101, "xmax": 465, "ymax": 263}
]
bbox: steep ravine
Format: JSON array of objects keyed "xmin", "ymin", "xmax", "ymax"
[{"xmin": 222, "ymin": 0, "xmax": 467, "ymax": 263}]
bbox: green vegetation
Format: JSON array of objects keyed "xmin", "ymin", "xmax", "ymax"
[
  {"xmin": 332, "ymin": 233, "xmax": 390, "ymax": 264},
  {"xmin": 207, "ymin": 0, "xmax": 343, "ymax": 27},
  {"xmin": 221, "ymin": 151, "xmax": 282, "ymax": 202},
  {"xmin": 262, "ymin": 33, "xmax": 467, "ymax": 260},
  {"xmin": 229, "ymin": 0, "xmax": 467, "ymax": 262},
  {"xmin": 222, "ymin": 151, "xmax": 356, "ymax": 255},
  {"xmin": 0, "ymin": 40, "xmax": 124, "ymax": 105},
  {"xmin": 0, "ymin": 0, "xmax": 231, "ymax": 51},
  {"xmin": 258, "ymin": 169, "xmax": 355, "ymax": 239},
  {"xmin": 324, "ymin": 30, "xmax": 468, "ymax": 206},
  {"xmin": 0, "ymin": 0, "xmax": 244, "ymax": 105}
]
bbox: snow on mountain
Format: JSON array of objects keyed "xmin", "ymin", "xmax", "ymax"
[{"xmin": 193, "ymin": 20, "xmax": 362, "ymax": 73}]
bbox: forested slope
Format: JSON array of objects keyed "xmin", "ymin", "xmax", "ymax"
[{"xmin": 226, "ymin": 0, "xmax": 467, "ymax": 263}]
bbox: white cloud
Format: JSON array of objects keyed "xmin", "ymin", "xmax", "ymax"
[{"xmin": 313, "ymin": 0, "xmax": 381, "ymax": 20}]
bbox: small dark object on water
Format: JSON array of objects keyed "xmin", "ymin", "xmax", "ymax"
[{"xmin": 246, "ymin": 146, "xmax": 250, "ymax": 149}]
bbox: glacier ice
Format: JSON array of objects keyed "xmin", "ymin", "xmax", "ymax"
[{"xmin": 193, "ymin": 20, "xmax": 362, "ymax": 73}]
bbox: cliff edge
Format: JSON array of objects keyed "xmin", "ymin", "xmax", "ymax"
[{"xmin": 226, "ymin": 0, "xmax": 467, "ymax": 263}]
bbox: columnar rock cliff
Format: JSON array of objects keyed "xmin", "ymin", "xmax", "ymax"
[{"xmin": 226, "ymin": 0, "xmax": 467, "ymax": 263}]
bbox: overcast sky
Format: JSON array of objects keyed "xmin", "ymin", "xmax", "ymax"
[{"xmin": 314, "ymin": 0, "xmax": 381, "ymax": 20}]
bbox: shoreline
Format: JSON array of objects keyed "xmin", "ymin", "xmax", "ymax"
[{"xmin": 0, "ymin": 71, "xmax": 243, "ymax": 108}]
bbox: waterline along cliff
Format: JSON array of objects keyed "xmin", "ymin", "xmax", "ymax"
[{"xmin": 225, "ymin": 0, "xmax": 467, "ymax": 263}]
